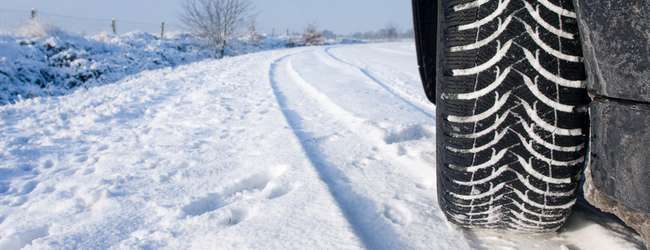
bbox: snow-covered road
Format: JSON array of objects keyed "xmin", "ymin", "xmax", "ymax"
[{"xmin": 0, "ymin": 43, "xmax": 644, "ymax": 249}]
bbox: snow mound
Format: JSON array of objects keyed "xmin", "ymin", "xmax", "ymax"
[{"xmin": 0, "ymin": 23, "xmax": 296, "ymax": 105}]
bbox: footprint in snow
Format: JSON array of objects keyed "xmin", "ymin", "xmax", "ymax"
[
  {"xmin": 75, "ymin": 155, "xmax": 89, "ymax": 163},
  {"xmin": 383, "ymin": 200, "xmax": 413, "ymax": 226},
  {"xmin": 41, "ymin": 159, "xmax": 54, "ymax": 169},
  {"xmin": 383, "ymin": 124, "xmax": 434, "ymax": 145},
  {"xmin": 0, "ymin": 225, "xmax": 49, "ymax": 249},
  {"xmin": 182, "ymin": 193, "xmax": 225, "ymax": 217},
  {"xmin": 82, "ymin": 168, "xmax": 95, "ymax": 176},
  {"xmin": 224, "ymin": 208, "xmax": 250, "ymax": 226},
  {"xmin": 266, "ymin": 182, "xmax": 297, "ymax": 200},
  {"xmin": 19, "ymin": 181, "xmax": 38, "ymax": 195},
  {"xmin": 181, "ymin": 166, "xmax": 293, "ymax": 218},
  {"xmin": 18, "ymin": 164, "xmax": 34, "ymax": 172},
  {"xmin": 9, "ymin": 196, "xmax": 28, "ymax": 207},
  {"xmin": 96, "ymin": 144, "xmax": 110, "ymax": 152}
]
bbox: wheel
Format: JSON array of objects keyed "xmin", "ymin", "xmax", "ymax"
[{"xmin": 436, "ymin": 0, "xmax": 590, "ymax": 231}]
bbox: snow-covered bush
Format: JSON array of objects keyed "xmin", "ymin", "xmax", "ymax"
[
  {"xmin": 0, "ymin": 22, "xmax": 304, "ymax": 105},
  {"xmin": 0, "ymin": 20, "xmax": 358, "ymax": 105},
  {"xmin": 0, "ymin": 28, "xmax": 212, "ymax": 105}
]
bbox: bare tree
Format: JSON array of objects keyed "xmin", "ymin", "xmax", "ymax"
[{"xmin": 181, "ymin": 0, "xmax": 252, "ymax": 58}]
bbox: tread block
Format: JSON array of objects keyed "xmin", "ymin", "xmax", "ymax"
[{"xmin": 435, "ymin": 0, "xmax": 589, "ymax": 231}]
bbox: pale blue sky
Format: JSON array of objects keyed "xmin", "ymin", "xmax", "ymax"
[{"xmin": 1, "ymin": 0, "xmax": 413, "ymax": 34}]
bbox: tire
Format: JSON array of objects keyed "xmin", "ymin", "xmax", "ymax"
[{"xmin": 436, "ymin": 0, "xmax": 590, "ymax": 231}]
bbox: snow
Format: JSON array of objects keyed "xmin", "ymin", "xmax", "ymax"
[
  {"xmin": 0, "ymin": 42, "xmax": 645, "ymax": 249},
  {"xmin": 0, "ymin": 21, "xmax": 298, "ymax": 105}
]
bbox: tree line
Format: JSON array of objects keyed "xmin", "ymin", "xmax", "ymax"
[{"xmin": 181, "ymin": 0, "xmax": 412, "ymax": 58}]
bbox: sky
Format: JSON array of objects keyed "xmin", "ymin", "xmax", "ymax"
[{"xmin": 0, "ymin": 0, "xmax": 413, "ymax": 35}]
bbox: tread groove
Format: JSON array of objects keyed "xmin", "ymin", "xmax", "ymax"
[{"xmin": 436, "ymin": 0, "xmax": 589, "ymax": 231}]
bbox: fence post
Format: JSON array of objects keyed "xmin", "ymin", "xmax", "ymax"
[
  {"xmin": 30, "ymin": 9, "xmax": 37, "ymax": 20},
  {"xmin": 160, "ymin": 22, "xmax": 165, "ymax": 40},
  {"xmin": 111, "ymin": 18, "xmax": 117, "ymax": 35}
]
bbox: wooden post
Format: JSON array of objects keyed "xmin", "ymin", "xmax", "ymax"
[
  {"xmin": 111, "ymin": 18, "xmax": 117, "ymax": 35},
  {"xmin": 30, "ymin": 9, "xmax": 37, "ymax": 20},
  {"xmin": 160, "ymin": 22, "xmax": 165, "ymax": 40}
]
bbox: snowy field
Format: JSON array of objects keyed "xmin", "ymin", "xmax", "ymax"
[{"xmin": 0, "ymin": 42, "xmax": 644, "ymax": 249}]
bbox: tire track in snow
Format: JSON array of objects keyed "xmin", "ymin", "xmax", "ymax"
[
  {"xmin": 268, "ymin": 54, "xmax": 410, "ymax": 250},
  {"xmin": 284, "ymin": 57, "xmax": 387, "ymax": 145},
  {"xmin": 369, "ymin": 46, "xmax": 415, "ymax": 57},
  {"xmin": 317, "ymin": 47, "xmax": 431, "ymax": 114},
  {"xmin": 323, "ymin": 47, "xmax": 435, "ymax": 119},
  {"xmin": 283, "ymin": 55, "xmax": 434, "ymax": 172}
]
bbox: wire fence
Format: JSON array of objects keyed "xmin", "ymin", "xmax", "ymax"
[{"xmin": 0, "ymin": 8, "xmax": 185, "ymax": 36}]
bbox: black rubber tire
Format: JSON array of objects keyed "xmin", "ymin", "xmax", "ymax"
[{"xmin": 436, "ymin": 0, "xmax": 590, "ymax": 231}]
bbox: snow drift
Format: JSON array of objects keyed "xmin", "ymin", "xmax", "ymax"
[{"xmin": 0, "ymin": 21, "xmax": 294, "ymax": 105}]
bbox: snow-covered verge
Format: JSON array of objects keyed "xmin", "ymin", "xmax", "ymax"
[
  {"xmin": 0, "ymin": 43, "xmax": 644, "ymax": 249},
  {"xmin": 0, "ymin": 22, "xmax": 299, "ymax": 105}
]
